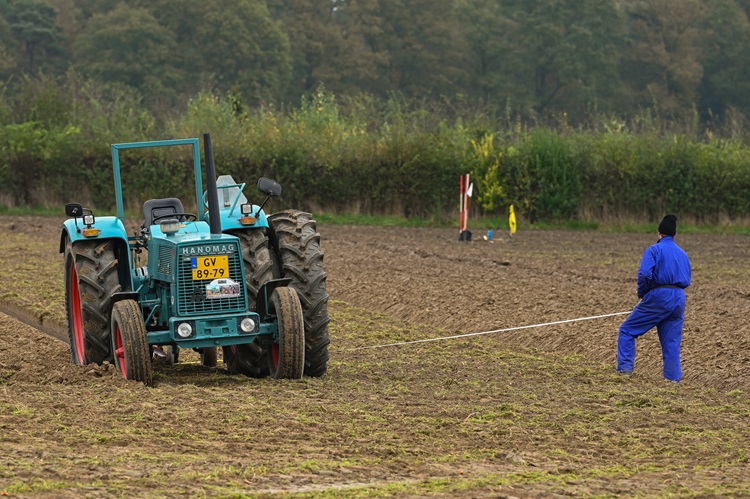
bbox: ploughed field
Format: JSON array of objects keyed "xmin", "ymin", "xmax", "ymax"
[{"xmin": 1, "ymin": 215, "xmax": 749, "ymax": 497}]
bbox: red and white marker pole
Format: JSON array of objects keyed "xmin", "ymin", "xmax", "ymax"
[
  {"xmin": 464, "ymin": 174, "xmax": 471, "ymax": 231},
  {"xmin": 459, "ymin": 174, "xmax": 472, "ymax": 239}
]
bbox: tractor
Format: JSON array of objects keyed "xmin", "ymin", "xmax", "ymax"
[{"xmin": 60, "ymin": 134, "xmax": 330, "ymax": 384}]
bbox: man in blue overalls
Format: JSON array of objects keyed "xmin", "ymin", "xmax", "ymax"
[{"xmin": 617, "ymin": 214, "xmax": 692, "ymax": 382}]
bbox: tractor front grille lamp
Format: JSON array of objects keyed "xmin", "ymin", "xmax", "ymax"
[
  {"xmin": 176, "ymin": 322, "xmax": 194, "ymax": 338},
  {"xmin": 239, "ymin": 317, "xmax": 256, "ymax": 333}
]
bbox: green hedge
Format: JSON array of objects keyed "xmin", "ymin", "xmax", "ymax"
[{"xmin": 2, "ymin": 79, "xmax": 750, "ymax": 223}]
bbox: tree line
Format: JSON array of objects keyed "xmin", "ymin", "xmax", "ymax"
[
  {"xmin": 2, "ymin": 0, "xmax": 750, "ymax": 123},
  {"xmin": 3, "ymin": 0, "xmax": 750, "ymax": 223},
  {"xmin": 2, "ymin": 87, "xmax": 750, "ymax": 224}
]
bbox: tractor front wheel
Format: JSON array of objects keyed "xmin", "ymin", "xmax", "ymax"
[
  {"xmin": 267, "ymin": 287, "xmax": 305, "ymax": 379},
  {"xmin": 110, "ymin": 300, "xmax": 152, "ymax": 385}
]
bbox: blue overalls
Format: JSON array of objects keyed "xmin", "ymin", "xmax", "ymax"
[{"xmin": 617, "ymin": 236, "xmax": 691, "ymax": 381}]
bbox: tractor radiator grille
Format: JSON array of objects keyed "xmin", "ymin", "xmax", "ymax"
[
  {"xmin": 158, "ymin": 246, "xmax": 174, "ymax": 275},
  {"xmin": 176, "ymin": 248, "xmax": 246, "ymax": 316}
]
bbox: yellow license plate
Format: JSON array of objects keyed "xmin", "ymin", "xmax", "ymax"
[{"xmin": 191, "ymin": 256, "xmax": 229, "ymax": 280}]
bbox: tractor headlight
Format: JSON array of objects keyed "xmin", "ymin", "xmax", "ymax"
[
  {"xmin": 82, "ymin": 212, "xmax": 99, "ymax": 237},
  {"xmin": 176, "ymin": 322, "xmax": 193, "ymax": 338},
  {"xmin": 239, "ymin": 317, "xmax": 257, "ymax": 334},
  {"xmin": 239, "ymin": 204, "xmax": 257, "ymax": 225}
]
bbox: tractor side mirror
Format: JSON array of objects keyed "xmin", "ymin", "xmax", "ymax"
[
  {"xmin": 257, "ymin": 177, "xmax": 282, "ymax": 198},
  {"xmin": 66, "ymin": 203, "xmax": 83, "ymax": 217}
]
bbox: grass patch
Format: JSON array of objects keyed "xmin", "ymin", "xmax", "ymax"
[
  {"xmin": 5, "ymin": 208, "xmax": 750, "ymax": 235},
  {"xmin": 314, "ymin": 212, "xmax": 448, "ymax": 227},
  {"xmin": 313, "ymin": 211, "xmax": 750, "ymax": 235}
]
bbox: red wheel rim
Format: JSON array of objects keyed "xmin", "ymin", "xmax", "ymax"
[
  {"xmin": 114, "ymin": 324, "xmax": 126, "ymax": 378},
  {"xmin": 70, "ymin": 264, "xmax": 85, "ymax": 364},
  {"xmin": 271, "ymin": 344, "xmax": 279, "ymax": 369}
]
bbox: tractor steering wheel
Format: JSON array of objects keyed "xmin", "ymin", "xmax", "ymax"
[{"xmin": 151, "ymin": 213, "xmax": 198, "ymax": 224}]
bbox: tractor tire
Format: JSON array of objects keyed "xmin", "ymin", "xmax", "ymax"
[
  {"xmin": 268, "ymin": 210, "xmax": 330, "ymax": 377},
  {"xmin": 64, "ymin": 243, "xmax": 86, "ymax": 365},
  {"xmin": 267, "ymin": 287, "xmax": 305, "ymax": 379},
  {"xmin": 223, "ymin": 229, "xmax": 274, "ymax": 377},
  {"xmin": 200, "ymin": 347, "xmax": 218, "ymax": 367},
  {"xmin": 110, "ymin": 299, "xmax": 152, "ymax": 385},
  {"xmin": 64, "ymin": 239, "xmax": 122, "ymax": 365}
]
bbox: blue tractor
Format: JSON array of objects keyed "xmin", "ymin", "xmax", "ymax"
[{"xmin": 60, "ymin": 135, "xmax": 330, "ymax": 384}]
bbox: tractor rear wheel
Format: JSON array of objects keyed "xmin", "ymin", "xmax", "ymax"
[
  {"xmin": 110, "ymin": 299, "xmax": 152, "ymax": 385},
  {"xmin": 64, "ymin": 245, "xmax": 86, "ymax": 365},
  {"xmin": 64, "ymin": 239, "xmax": 121, "ymax": 365},
  {"xmin": 267, "ymin": 287, "xmax": 305, "ymax": 379},
  {"xmin": 268, "ymin": 211, "xmax": 330, "ymax": 377},
  {"xmin": 223, "ymin": 229, "xmax": 274, "ymax": 377}
]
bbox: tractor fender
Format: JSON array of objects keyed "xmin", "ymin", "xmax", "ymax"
[
  {"xmin": 60, "ymin": 216, "xmax": 133, "ymax": 290},
  {"xmin": 256, "ymin": 278, "xmax": 293, "ymax": 322},
  {"xmin": 60, "ymin": 216, "xmax": 129, "ymax": 252}
]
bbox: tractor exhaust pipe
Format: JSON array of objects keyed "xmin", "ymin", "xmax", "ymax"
[{"xmin": 203, "ymin": 133, "xmax": 222, "ymax": 235}]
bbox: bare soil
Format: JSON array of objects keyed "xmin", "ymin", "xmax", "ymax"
[
  {"xmin": 323, "ymin": 225, "xmax": 750, "ymax": 391},
  {"xmin": 1, "ymin": 216, "xmax": 749, "ymax": 498}
]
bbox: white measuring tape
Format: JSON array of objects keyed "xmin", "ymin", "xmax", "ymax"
[{"xmin": 349, "ymin": 311, "xmax": 632, "ymax": 351}]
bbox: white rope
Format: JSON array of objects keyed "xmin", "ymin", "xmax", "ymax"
[{"xmin": 349, "ymin": 311, "xmax": 632, "ymax": 351}]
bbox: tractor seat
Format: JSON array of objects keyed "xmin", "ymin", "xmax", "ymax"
[{"xmin": 143, "ymin": 198, "xmax": 185, "ymax": 228}]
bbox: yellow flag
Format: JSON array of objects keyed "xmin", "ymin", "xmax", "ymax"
[{"xmin": 509, "ymin": 205, "xmax": 517, "ymax": 235}]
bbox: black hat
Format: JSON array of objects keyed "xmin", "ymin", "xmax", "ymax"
[{"xmin": 658, "ymin": 214, "xmax": 677, "ymax": 236}]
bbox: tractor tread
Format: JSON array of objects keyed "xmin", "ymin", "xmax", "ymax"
[
  {"xmin": 269, "ymin": 287, "xmax": 305, "ymax": 379},
  {"xmin": 268, "ymin": 210, "xmax": 330, "ymax": 377},
  {"xmin": 224, "ymin": 229, "xmax": 274, "ymax": 377},
  {"xmin": 111, "ymin": 299, "xmax": 152, "ymax": 385},
  {"xmin": 67, "ymin": 239, "xmax": 120, "ymax": 364}
]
